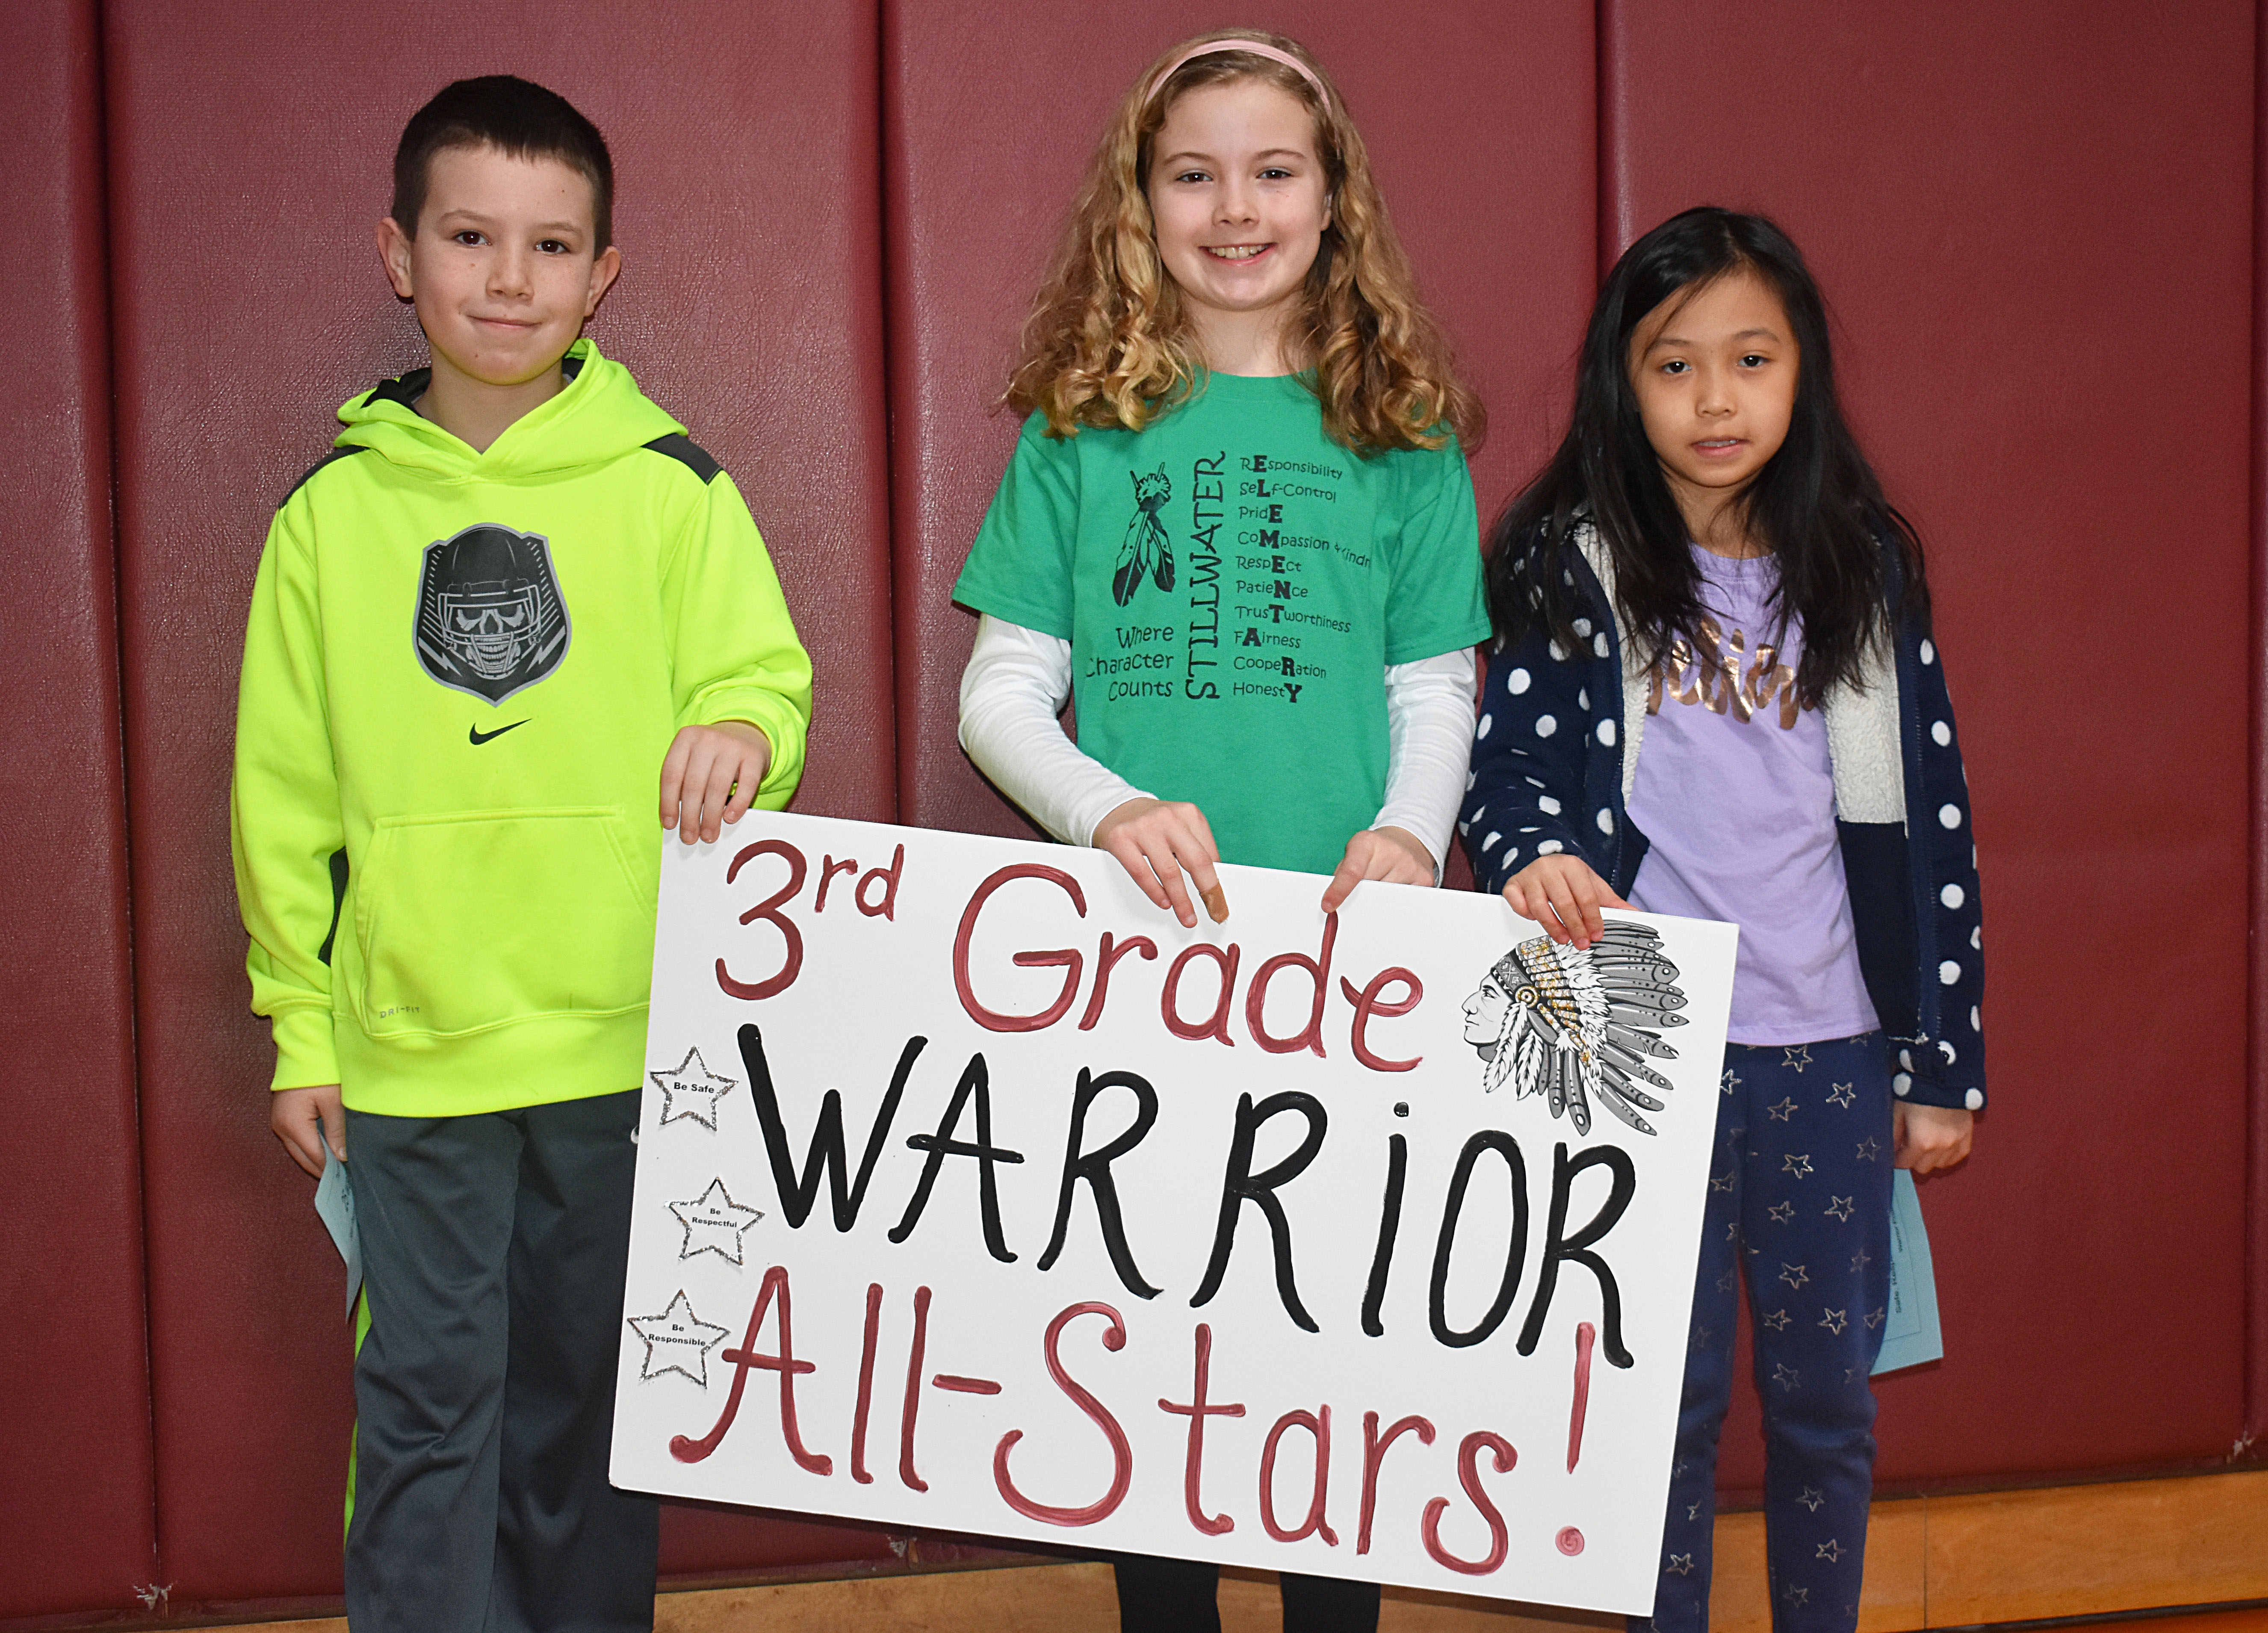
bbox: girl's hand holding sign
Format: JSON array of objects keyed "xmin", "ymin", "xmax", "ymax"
[
  {"xmin": 1094, "ymin": 796, "xmax": 1229, "ymax": 929},
  {"xmin": 1499, "ymin": 855, "xmax": 1632, "ymax": 954}
]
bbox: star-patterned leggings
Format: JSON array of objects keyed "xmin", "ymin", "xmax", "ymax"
[{"xmin": 1635, "ymin": 1032, "xmax": 1895, "ymax": 1633}]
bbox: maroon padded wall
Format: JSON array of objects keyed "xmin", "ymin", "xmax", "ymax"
[
  {"xmin": 2255, "ymin": 0, "xmax": 2268, "ymax": 1454},
  {"xmin": 101, "ymin": 2, "xmax": 898, "ymax": 1609},
  {"xmin": 0, "ymin": 0, "xmax": 159, "ymax": 1621},
  {"xmin": 883, "ymin": 0, "xmax": 1597, "ymax": 835},
  {"xmin": 1604, "ymin": 0, "xmax": 2258, "ymax": 1489}
]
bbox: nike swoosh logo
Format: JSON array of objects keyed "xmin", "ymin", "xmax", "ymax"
[{"xmin": 469, "ymin": 720, "xmax": 530, "ymax": 746}]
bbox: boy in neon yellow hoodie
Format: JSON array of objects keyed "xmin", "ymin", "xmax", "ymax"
[{"xmin": 230, "ymin": 77, "xmax": 811, "ymax": 1633}]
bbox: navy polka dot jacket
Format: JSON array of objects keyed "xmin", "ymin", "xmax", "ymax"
[{"xmin": 1460, "ymin": 530, "xmax": 1987, "ymax": 1113}]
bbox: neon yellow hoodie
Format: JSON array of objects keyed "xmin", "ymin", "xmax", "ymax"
[{"xmin": 231, "ymin": 339, "xmax": 812, "ymax": 1116}]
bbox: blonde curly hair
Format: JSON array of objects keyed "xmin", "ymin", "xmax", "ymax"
[{"xmin": 1005, "ymin": 28, "xmax": 1484, "ymax": 457}]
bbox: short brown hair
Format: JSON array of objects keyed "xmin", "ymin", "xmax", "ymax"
[{"xmin": 392, "ymin": 76, "xmax": 614, "ymax": 248}]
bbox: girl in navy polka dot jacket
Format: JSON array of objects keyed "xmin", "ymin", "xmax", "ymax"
[{"xmin": 1463, "ymin": 208, "xmax": 1983, "ymax": 1633}]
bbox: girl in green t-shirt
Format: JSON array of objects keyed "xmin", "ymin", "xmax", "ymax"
[{"xmin": 954, "ymin": 29, "xmax": 1489, "ymax": 1633}]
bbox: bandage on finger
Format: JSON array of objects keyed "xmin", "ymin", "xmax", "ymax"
[{"xmin": 1200, "ymin": 883, "xmax": 1230, "ymax": 923}]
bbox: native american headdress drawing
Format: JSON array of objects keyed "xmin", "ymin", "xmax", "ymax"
[{"xmin": 1463, "ymin": 921, "xmax": 1689, "ymax": 1136}]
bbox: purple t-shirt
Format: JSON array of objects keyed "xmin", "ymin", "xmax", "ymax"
[{"xmin": 1624, "ymin": 548, "xmax": 1878, "ymax": 1045}]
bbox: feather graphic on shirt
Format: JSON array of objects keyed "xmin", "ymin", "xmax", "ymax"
[
  {"xmin": 1465, "ymin": 921, "xmax": 1688, "ymax": 1136},
  {"xmin": 1115, "ymin": 466, "xmax": 1173, "ymax": 607}
]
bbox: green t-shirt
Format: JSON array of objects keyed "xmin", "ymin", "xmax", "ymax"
[{"xmin": 954, "ymin": 372, "xmax": 1488, "ymax": 875}]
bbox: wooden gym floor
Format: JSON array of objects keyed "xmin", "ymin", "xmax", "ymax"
[{"xmin": 165, "ymin": 1466, "xmax": 2268, "ymax": 1633}]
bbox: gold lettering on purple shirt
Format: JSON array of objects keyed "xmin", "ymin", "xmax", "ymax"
[{"xmin": 1649, "ymin": 622, "xmax": 1806, "ymax": 729}]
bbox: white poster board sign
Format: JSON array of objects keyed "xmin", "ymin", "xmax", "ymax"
[{"xmin": 611, "ymin": 811, "xmax": 1733, "ymax": 1613}]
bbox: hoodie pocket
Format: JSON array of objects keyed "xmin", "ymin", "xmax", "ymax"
[{"xmin": 353, "ymin": 807, "xmax": 655, "ymax": 1040}]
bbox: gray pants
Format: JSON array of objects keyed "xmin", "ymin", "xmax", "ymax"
[{"xmin": 345, "ymin": 1090, "xmax": 659, "ymax": 1633}]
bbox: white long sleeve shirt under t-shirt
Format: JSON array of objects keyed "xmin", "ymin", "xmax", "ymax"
[{"xmin": 957, "ymin": 613, "xmax": 1477, "ymax": 874}]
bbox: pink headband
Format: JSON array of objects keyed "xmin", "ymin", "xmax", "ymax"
[{"xmin": 1144, "ymin": 39, "xmax": 1330, "ymax": 109}]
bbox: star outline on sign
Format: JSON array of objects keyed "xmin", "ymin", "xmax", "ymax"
[
  {"xmin": 1780, "ymin": 1262, "xmax": 1810, "ymax": 1289},
  {"xmin": 1782, "ymin": 1044, "xmax": 1813, "ymax": 1073},
  {"xmin": 1817, "ymin": 1539, "xmax": 1845, "ymax": 1562},
  {"xmin": 1851, "ymin": 1247, "xmax": 1873, "ymax": 1271},
  {"xmin": 1856, "ymin": 1135, "xmax": 1883, "ymax": 1162},
  {"xmin": 669, "ymin": 1177, "xmax": 764, "ymax": 1265},
  {"xmin": 1819, "ymin": 1307, "xmax": 1848, "ymax": 1335},
  {"xmin": 1768, "ymin": 1200, "xmax": 1796, "ymax": 1225},
  {"xmin": 1767, "ymin": 1096, "xmax": 1799, "ymax": 1122},
  {"xmin": 1864, "ymin": 1306, "xmax": 1887, "ymax": 1329},
  {"xmin": 626, "ymin": 1291, "xmax": 730, "ymax": 1387},
  {"xmin": 1722, "ymin": 1069, "xmax": 1741, "ymax": 1096},
  {"xmin": 1825, "ymin": 1194, "xmax": 1856, "ymax": 1222},
  {"xmin": 1763, "ymin": 1307, "xmax": 1793, "ymax": 1332},
  {"xmin": 1771, "ymin": 1362, "xmax": 1802, "ymax": 1391},
  {"xmin": 650, "ymin": 1047, "xmax": 738, "ymax": 1131},
  {"xmin": 1827, "ymin": 1081, "xmax": 1858, "ymax": 1108},
  {"xmin": 1666, "ymin": 1553, "xmax": 1695, "ymax": 1576},
  {"xmin": 1782, "ymin": 1153, "xmax": 1814, "ymax": 1178},
  {"xmin": 1798, "ymin": 1486, "xmax": 1826, "ymax": 1511}
]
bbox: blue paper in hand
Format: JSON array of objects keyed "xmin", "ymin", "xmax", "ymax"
[
  {"xmin": 1871, "ymin": 1168, "xmax": 1943, "ymax": 1375},
  {"xmin": 314, "ymin": 1144, "xmax": 363, "ymax": 1321}
]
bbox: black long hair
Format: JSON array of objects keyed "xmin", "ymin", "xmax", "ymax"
[{"xmin": 1485, "ymin": 206, "xmax": 1928, "ymax": 704}]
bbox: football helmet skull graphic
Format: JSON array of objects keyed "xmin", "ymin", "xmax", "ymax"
[
  {"xmin": 1461, "ymin": 920, "xmax": 1689, "ymax": 1136},
  {"xmin": 413, "ymin": 525, "xmax": 572, "ymax": 704}
]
